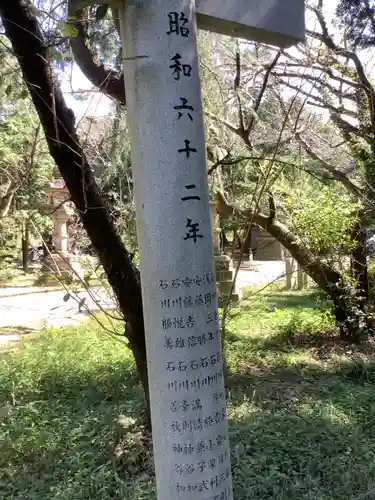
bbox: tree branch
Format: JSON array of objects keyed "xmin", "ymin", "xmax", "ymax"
[
  {"xmin": 70, "ymin": 9, "xmax": 125, "ymax": 104},
  {"xmin": 308, "ymin": 4, "xmax": 375, "ymax": 136},
  {"xmin": 273, "ymin": 70, "xmax": 356, "ymax": 102}
]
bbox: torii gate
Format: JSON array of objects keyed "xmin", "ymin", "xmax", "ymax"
[{"xmin": 69, "ymin": 2, "xmax": 305, "ymax": 499}]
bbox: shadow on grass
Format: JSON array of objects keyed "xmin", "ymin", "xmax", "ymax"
[
  {"xmin": 224, "ymin": 320, "xmax": 339, "ymax": 354},
  {"xmin": 226, "ymin": 351, "xmax": 375, "ymax": 499},
  {"xmin": 228, "ymin": 349, "xmax": 375, "ymax": 407},
  {"xmin": 227, "ymin": 286, "xmax": 331, "ymax": 323},
  {"xmin": 0, "ymin": 364, "xmax": 152, "ymax": 500},
  {"xmin": 4, "ymin": 353, "xmax": 375, "ymax": 500},
  {"xmin": 229, "ymin": 398, "xmax": 375, "ymax": 500},
  {"xmin": 260, "ymin": 289, "xmax": 329, "ymax": 310},
  {"xmin": 0, "ymin": 327, "xmax": 154, "ymax": 500},
  {"xmin": 225, "ymin": 288, "xmax": 336, "ymax": 353},
  {"xmin": 3, "ymin": 326, "xmax": 375, "ymax": 500},
  {"xmin": 246, "ymin": 327, "xmax": 341, "ymax": 353}
]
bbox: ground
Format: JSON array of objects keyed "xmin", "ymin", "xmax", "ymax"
[
  {"xmin": 2, "ymin": 284, "xmax": 375, "ymax": 499},
  {"xmin": 0, "ymin": 260, "xmax": 285, "ymax": 350}
]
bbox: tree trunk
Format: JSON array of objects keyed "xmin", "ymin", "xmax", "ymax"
[
  {"xmin": 0, "ymin": 181, "xmax": 19, "ymax": 218},
  {"xmin": 242, "ymin": 226, "xmax": 252, "ymax": 254},
  {"xmin": 22, "ymin": 220, "xmax": 29, "ymax": 274},
  {"xmin": 350, "ymin": 220, "xmax": 369, "ymax": 301},
  {"xmin": 220, "ymin": 228, "xmax": 229, "ymax": 249},
  {"xmin": 0, "ymin": 0, "xmax": 149, "ymax": 410},
  {"xmin": 216, "ymin": 192, "xmax": 367, "ymax": 341},
  {"xmin": 70, "ymin": 9, "xmax": 126, "ymax": 104}
]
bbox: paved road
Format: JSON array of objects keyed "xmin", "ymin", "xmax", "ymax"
[
  {"xmin": 234, "ymin": 260, "xmax": 285, "ymax": 290},
  {"xmin": 0, "ymin": 261, "xmax": 285, "ymax": 334},
  {"xmin": 0, "ymin": 286, "xmax": 116, "ymax": 330}
]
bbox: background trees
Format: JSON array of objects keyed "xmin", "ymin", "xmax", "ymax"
[
  {"xmin": 2, "ymin": 0, "xmax": 375, "ymax": 379},
  {"xmin": 0, "ymin": 44, "xmax": 53, "ymax": 277}
]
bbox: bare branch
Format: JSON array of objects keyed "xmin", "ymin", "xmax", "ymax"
[
  {"xmin": 273, "ymin": 70, "xmax": 356, "ymax": 102},
  {"xmin": 308, "ymin": 4, "xmax": 375, "ymax": 135},
  {"xmin": 247, "ymin": 51, "xmax": 281, "ymax": 133}
]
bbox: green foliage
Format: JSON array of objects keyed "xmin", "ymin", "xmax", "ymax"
[
  {"xmin": 0, "ymin": 323, "xmax": 152, "ymax": 500},
  {"xmin": 0, "ymin": 217, "xmax": 19, "ymax": 283},
  {"xmin": 0, "ymin": 47, "xmax": 53, "ymax": 267},
  {"xmin": 56, "ymin": 20, "xmax": 78, "ymax": 38},
  {"xmin": 77, "ymin": 112, "xmax": 138, "ymax": 253},
  {"xmin": 284, "ymin": 183, "xmax": 359, "ymax": 255},
  {"xmin": 3, "ymin": 288, "xmax": 375, "ymax": 499},
  {"xmin": 367, "ymin": 258, "xmax": 375, "ymax": 301}
]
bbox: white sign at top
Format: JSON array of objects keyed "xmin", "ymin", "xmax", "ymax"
[
  {"xmin": 196, "ymin": 0, "xmax": 305, "ymax": 47},
  {"xmin": 69, "ymin": 0, "xmax": 305, "ymax": 47}
]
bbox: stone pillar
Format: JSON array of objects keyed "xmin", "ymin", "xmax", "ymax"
[
  {"xmin": 297, "ymin": 263, "xmax": 304, "ymax": 290},
  {"xmin": 41, "ymin": 176, "xmax": 82, "ymax": 284},
  {"xmin": 297, "ymin": 262, "xmax": 308, "ymax": 290},
  {"xmin": 121, "ymin": 2, "xmax": 232, "ymax": 500},
  {"xmin": 285, "ymin": 258, "xmax": 308, "ymax": 290},
  {"xmin": 303, "ymin": 270, "xmax": 308, "ymax": 288},
  {"xmin": 53, "ymin": 217, "xmax": 69, "ymax": 254},
  {"xmin": 210, "ymin": 201, "xmax": 241, "ymax": 305}
]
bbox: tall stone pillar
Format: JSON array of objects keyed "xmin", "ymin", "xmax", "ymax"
[{"xmin": 121, "ymin": 2, "xmax": 233, "ymax": 499}]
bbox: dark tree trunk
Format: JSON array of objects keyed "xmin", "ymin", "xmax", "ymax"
[
  {"xmin": 242, "ymin": 226, "xmax": 252, "ymax": 254},
  {"xmin": 0, "ymin": 0, "xmax": 149, "ymax": 409},
  {"xmin": 350, "ymin": 220, "xmax": 369, "ymax": 301},
  {"xmin": 70, "ymin": 9, "xmax": 126, "ymax": 105},
  {"xmin": 22, "ymin": 221, "xmax": 29, "ymax": 274},
  {"xmin": 220, "ymin": 228, "xmax": 229, "ymax": 249}
]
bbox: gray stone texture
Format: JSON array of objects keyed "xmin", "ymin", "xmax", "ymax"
[{"xmin": 121, "ymin": 1, "xmax": 232, "ymax": 498}]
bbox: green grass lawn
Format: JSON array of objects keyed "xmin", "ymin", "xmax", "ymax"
[{"xmin": 2, "ymin": 285, "xmax": 375, "ymax": 499}]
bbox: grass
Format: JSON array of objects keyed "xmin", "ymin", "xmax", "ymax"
[{"xmin": 2, "ymin": 285, "xmax": 375, "ymax": 499}]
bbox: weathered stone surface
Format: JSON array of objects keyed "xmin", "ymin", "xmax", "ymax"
[
  {"xmin": 216, "ymin": 270, "xmax": 234, "ymax": 282},
  {"xmin": 215, "ymin": 254, "xmax": 231, "ymax": 271},
  {"xmin": 250, "ymin": 226, "xmax": 284, "ymax": 261},
  {"xmin": 41, "ymin": 253, "xmax": 82, "ymax": 285},
  {"xmin": 218, "ymin": 292, "xmax": 241, "ymax": 307},
  {"xmin": 122, "ymin": 1, "xmax": 232, "ymax": 498},
  {"xmin": 210, "ymin": 204, "xmax": 240, "ymax": 305}
]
